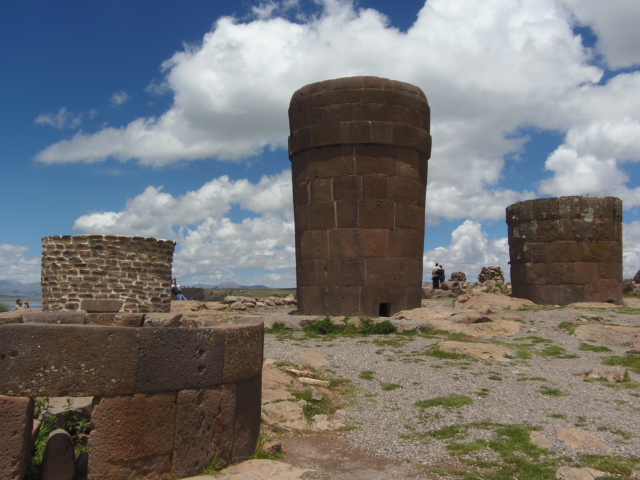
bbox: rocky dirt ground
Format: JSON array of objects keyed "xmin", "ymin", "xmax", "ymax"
[{"xmin": 180, "ymin": 293, "xmax": 640, "ymax": 480}]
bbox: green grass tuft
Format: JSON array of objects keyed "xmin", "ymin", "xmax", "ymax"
[
  {"xmin": 415, "ymin": 394, "xmax": 473, "ymax": 409},
  {"xmin": 380, "ymin": 383, "xmax": 402, "ymax": 391},
  {"xmin": 579, "ymin": 454, "xmax": 640, "ymax": 476},
  {"xmin": 539, "ymin": 386, "xmax": 569, "ymax": 397},
  {"xmin": 603, "ymin": 351, "xmax": 640, "ymax": 374},
  {"xmin": 579, "ymin": 343, "xmax": 613, "ymax": 353},
  {"xmin": 359, "ymin": 370, "xmax": 376, "ymax": 381}
]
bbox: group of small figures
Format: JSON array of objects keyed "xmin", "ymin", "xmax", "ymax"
[
  {"xmin": 431, "ymin": 263, "xmax": 446, "ymax": 289},
  {"xmin": 14, "ymin": 298, "xmax": 30, "ymax": 309}
]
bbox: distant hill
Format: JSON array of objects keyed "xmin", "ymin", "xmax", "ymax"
[
  {"xmin": 190, "ymin": 282, "xmax": 270, "ymax": 289},
  {"xmin": 0, "ymin": 281, "xmax": 41, "ymax": 297},
  {"xmin": 0, "ymin": 280, "xmax": 272, "ymax": 298}
]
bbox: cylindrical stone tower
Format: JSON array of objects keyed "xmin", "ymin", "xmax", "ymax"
[
  {"xmin": 41, "ymin": 234, "xmax": 176, "ymax": 312},
  {"xmin": 289, "ymin": 76, "xmax": 431, "ymax": 316},
  {"xmin": 507, "ymin": 196, "xmax": 623, "ymax": 305}
]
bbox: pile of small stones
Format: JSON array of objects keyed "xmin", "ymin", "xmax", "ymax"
[
  {"xmin": 477, "ymin": 266, "xmax": 505, "ymax": 283},
  {"xmin": 450, "ymin": 271, "xmax": 467, "ymax": 282},
  {"xmin": 623, "ymin": 279, "xmax": 640, "ymax": 296},
  {"xmin": 225, "ymin": 294, "xmax": 297, "ymax": 311}
]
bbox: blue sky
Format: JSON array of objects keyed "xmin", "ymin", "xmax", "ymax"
[{"xmin": 2, "ymin": 0, "xmax": 640, "ymax": 287}]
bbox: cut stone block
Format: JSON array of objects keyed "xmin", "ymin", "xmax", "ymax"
[
  {"xmin": 232, "ymin": 374, "xmax": 262, "ymax": 461},
  {"xmin": 80, "ymin": 299, "xmax": 124, "ymax": 313},
  {"xmin": 221, "ymin": 319, "xmax": 264, "ymax": 384},
  {"xmin": 171, "ymin": 384, "xmax": 237, "ymax": 477},
  {"xmin": 88, "ymin": 393, "xmax": 177, "ymax": 480},
  {"xmin": 0, "ymin": 324, "xmax": 139, "ymax": 397},
  {"xmin": 136, "ymin": 327, "xmax": 225, "ymax": 392},
  {"xmin": 86, "ymin": 313, "xmax": 145, "ymax": 327},
  {"xmin": 41, "ymin": 429, "xmax": 75, "ymax": 480},
  {"xmin": 143, "ymin": 312, "xmax": 182, "ymax": 328},
  {"xmin": 21, "ymin": 311, "xmax": 86, "ymax": 324},
  {"xmin": 0, "ymin": 396, "xmax": 33, "ymax": 480}
]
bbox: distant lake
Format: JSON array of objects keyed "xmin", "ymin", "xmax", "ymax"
[{"xmin": 1, "ymin": 301, "xmax": 42, "ymax": 311}]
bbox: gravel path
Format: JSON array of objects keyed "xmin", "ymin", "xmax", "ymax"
[{"xmin": 260, "ymin": 300, "xmax": 640, "ymax": 476}]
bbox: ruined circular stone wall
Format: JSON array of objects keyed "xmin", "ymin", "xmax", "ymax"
[
  {"xmin": 507, "ymin": 196, "xmax": 623, "ymax": 305},
  {"xmin": 289, "ymin": 76, "xmax": 431, "ymax": 317},
  {"xmin": 41, "ymin": 234, "xmax": 176, "ymax": 313},
  {"xmin": 0, "ymin": 314, "xmax": 263, "ymax": 479}
]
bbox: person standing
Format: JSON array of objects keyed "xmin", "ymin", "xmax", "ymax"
[
  {"xmin": 438, "ymin": 265, "xmax": 446, "ymax": 287},
  {"xmin": 431, "ymin": 263, "xmax": 441, "ymax": 289},
  {"xmin": 171, "ymin": 278, "xmax": 187, "ymax": 300}
]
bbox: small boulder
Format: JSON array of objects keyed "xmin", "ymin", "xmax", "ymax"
[{"xmin": 41, "ymin": 429, "xmax": 75, "ymax": 480}]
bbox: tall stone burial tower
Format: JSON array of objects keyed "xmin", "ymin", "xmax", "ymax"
[
  {"xmin": 507, "ymin": 196, "xmax": 623, "ymax": 305},
  {"xmin": 288, "ymin": 77, "xmax": 431, "ymax": 316}
]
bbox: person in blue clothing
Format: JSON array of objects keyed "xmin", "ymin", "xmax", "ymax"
[{"xmin": 171, "ymin": 278, "xmax": 187, "ymax": 300}]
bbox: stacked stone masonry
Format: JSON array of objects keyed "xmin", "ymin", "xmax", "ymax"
[
  {"xmin": 0, "ymin": 304, "xmax": 263, "ymax": 480},
  {"xmin": 507, "ymin": 196, "xmax": 623, "ymax": 305},
  {"xmin": 41, "ymin": 234, "xmax": 176, "ymax": 313},
  {"xmin": 289, "ymin": 76, "xmax": 431, "ymax": 317}
]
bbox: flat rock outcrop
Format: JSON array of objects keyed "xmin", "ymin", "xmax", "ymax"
[
  {"xmin": 455, "ymin": 292, "xmax": 534, "ymax": 313},
  {"xmin": 437, "ymin": 341, "xmax": 513, "ymax": 361},
  {"xmin": 575, "ymin": 324, "xmax": 640, "ymax": 349}
]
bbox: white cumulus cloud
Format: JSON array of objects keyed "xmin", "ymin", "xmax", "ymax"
[
  {"xmin": 423, "ymin": 220, "xmax": 510, "ymax": 283},
  {"xmin": 0, "ymin": 244, "xmax": 41, "ymax": 284},
  {"xmin": 110, "ymin": 90, "xmax": 130, "ymax": 107},
  {"xmin": 35, "ymin": 107, "xmax": 83, "ymax": 129},
  {"xmin": 73, "ymin": 171, "xmax": 295, "ymax": 285},
  {"xmin": 623, "ymin": 221, "xmax": 640, "ymax": 279},
  {"xmin": 539, "ymin": 117, "xmax": 640, "ymax": 205},
  {"xmin": 562, "ymin": 0, "xmax": 640, "ymax": 69}
]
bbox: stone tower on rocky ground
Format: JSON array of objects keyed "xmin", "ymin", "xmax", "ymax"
[
  {"xmin": 289, "ymin": 76, "xmax": 431, "ymax": 316},
  {"xmin": 507, "ymin": 196, "xmax": 623, "ymax": 305}
]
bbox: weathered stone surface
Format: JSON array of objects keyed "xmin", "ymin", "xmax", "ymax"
[
  {"xmin": 41, "ymin": 429, "xmax": 75, "ymax": 480},
  {"xmin": 172, "ymin": 385, "xmax": 237, "ymax": 476},
  {"xmin": 261, "ymin": 362, "xmax": 295, "ymax": 404},
  {"xmin": 0, "ymin": 311, "xmax": 24, "ymax": 324},
  {"xmin": 136, "ymin": 327, "xmax": 225, "ymax": 392},
  {"xmin": 143, "ymin": 312, "xmax": 182, "ymax": 328},
  {"xmin": 86, "ymin": 313, "xmax": 145, "ymax": 327},
  {"xmin": 557, "ymin": 428, "xmax": 612, "ymax": 450},
  {"xmin": 583, "ymin": 369, "xmax": 626, "ymax": 383},
  {"xmin": 530, "ymin": 431, "xmax": 553, "ymax": 448},
  {"xmin": 455, "ymin": 292, "xmax": 534, "ymax": 313},
  {"xmin": 232, "ymin": 373, "xmax": 262, "ymax": 461},
  {"xmin": 80, "ymin": 299, "xmax": 124, "ymax": 313},
  {"xmin": 221, "ymin": 318, "xmax": 264, "ymax": 383},
  {"xmin": 21, "ymin": 311, "xmax": 86, "ymax": 324},
  {"xmin": 42, "ymin": 234, "xmax": 175, "ymax": 313},
  {"xmin": 0, "ymin": 395, "xmax": 33, "ymax": 480},
  {"xmin": 88, "ymin": 393, "xmax": 177, "ymax": 480},
  {"xmin": 574, "ymin": 324, "xmax": 640, "ymax": 349},
  {"xmin": 477, "ymin": 266, "xmax": 504, "ymax": 283},
  {"xmin": 261, "ymin": 401, "xmax": 307, "ymax": 430},
  {"xmin": 0, "ymin": 324, "xmax": 139, "ymax": 396},
  {"xmin": 507, "ymin": 196, "xmax": 623, "ymax": 305},
  {"xmin": 290, "ymin": 77, "xmax": 429, "ymax": 317},
  {"xmin": 556, "ymin": 466, "xmax": 608, "ymax": 480},
  {"xmin": 437, "ymin": 341, "xmax": 513, "ymax": 361},
  {"xmin": 214, "ymin": 459, "xmax": 313, "ymax": 480}
]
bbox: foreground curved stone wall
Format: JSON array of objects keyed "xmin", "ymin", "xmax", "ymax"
[
  {"xmin": 289, "ymin": 76, "xmax": 431, "ymax": 317},
  {"xmin": 0, "ymin": 312, "xmax": 263, "ymax": 480},
  {"xmin": 41, "ymin": 234, "xmax": 176, "ymax": 313},
  {"xmin": 507, "ymin": 196, "xmax": 623, "ymax": 305}
]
